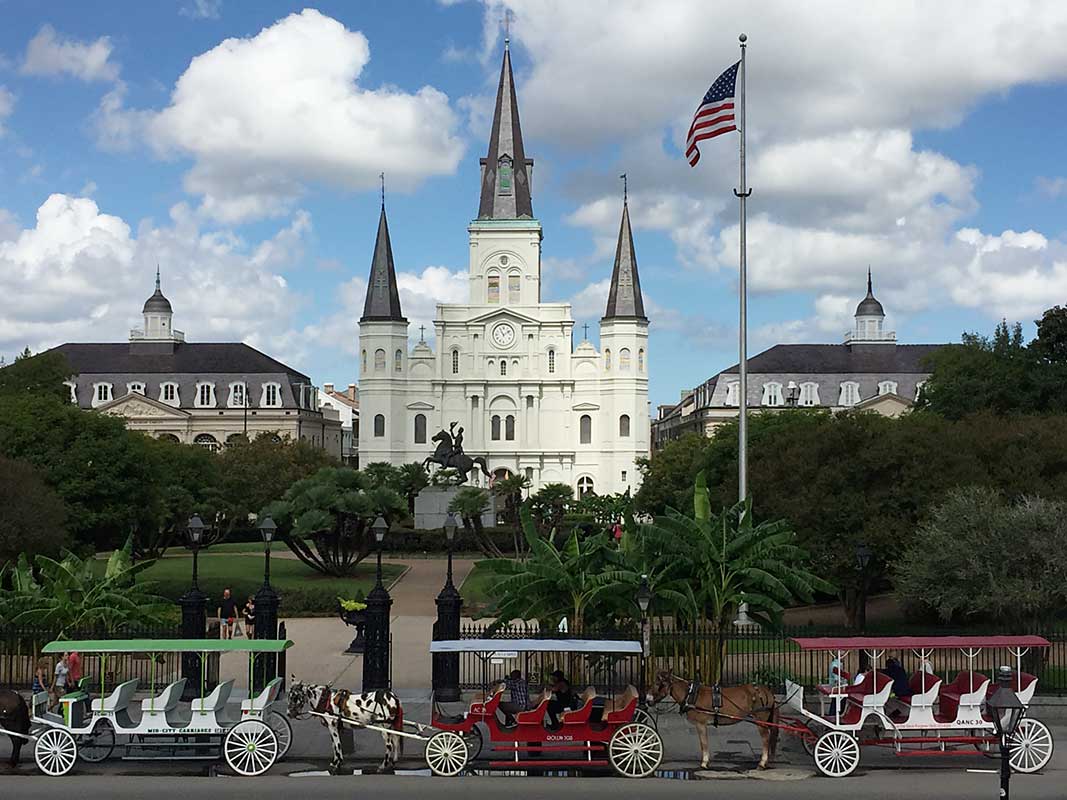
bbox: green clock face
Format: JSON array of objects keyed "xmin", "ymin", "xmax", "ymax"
[{"xmin": 492, "ymin": 322, "xmax": 516, "ymax": 348}]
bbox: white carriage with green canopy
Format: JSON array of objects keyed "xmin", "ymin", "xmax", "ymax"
[{"xmin": 31, "ymin": 638, "xmax": 292, "ymax": 777}]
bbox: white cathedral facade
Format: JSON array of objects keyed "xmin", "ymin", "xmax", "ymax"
[{"xmin": 356, "ymin": 42, "xmax": 650, "ymax": 497}]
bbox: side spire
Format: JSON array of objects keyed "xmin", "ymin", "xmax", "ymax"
[
  {"xmin": 360, "ymin": 204, "xmax": 406, "ymax": 323},
  {"xmin": 478, "ymin": 42, "xmax": 533, "ymax": 219},
  {"xmin": 155, "ymin": 264, "xmax": 161, "ymax": 291},
  {"xmin": 603, "ymin": 182, "xmax": 647, "ymax": 321}
]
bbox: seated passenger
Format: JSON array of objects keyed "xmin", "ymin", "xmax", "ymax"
[
  {"xmin": 499, "ymin": 670, "xmax": 529, "ymax": 727},
  {"xmin": 546, "ymin": 670, "xmax": 578, "ymax": 727},
  {"xmin": 879, "ymin": 657, "xmax": 912, "ymax": 699}
]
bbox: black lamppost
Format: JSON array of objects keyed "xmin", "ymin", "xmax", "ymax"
[
  {"xmin": 854, "ymin": 542, "xmax": 873, "ymax": 668},
  {"xmin": 988, "ymin": 666, "xmax": 1025, "ymax": 800},
  {"xmin": 432, "ymin": 512, "xmax": 462, "ymax": 701},
  {"xmin": 636, "ymin": 574, "xmax": 652, "ymax": 701},
  {"xmin": 253, "ymin": 516, "xmax": 280, "ymax": 692},
  {"xmin": 178, "ymin": 515, "xmax": 209, "ymax": 700},
  {"xmin": 363, "ymin": 516, "xmax": 393, "ymax": 691}
]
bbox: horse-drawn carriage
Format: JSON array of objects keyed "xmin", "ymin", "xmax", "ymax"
[
  {"xmin": 783, "ymin": 635, "xmax": 1055, "ymax": 777},
  {"xmin": 29, "ymin": 638, "xmax": 292, "ymax": 777}
]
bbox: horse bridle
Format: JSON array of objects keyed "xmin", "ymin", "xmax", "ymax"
[{"xmin": 288, "ymin": 684, "xmax": 331, "ymax": 721}]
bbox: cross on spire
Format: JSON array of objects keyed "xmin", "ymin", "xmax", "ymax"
[
  {"xmin": 419, "ymin": 324, "xmax": 426, "ymax": 342},
  {"xmin": 155, "ymin": 264, "xmax": 161, "ymax": 291},
  {"xmin": 582, "ymin": 322, "xmax": 589, "ymax": 340},
  {"xmin": 380, "ymin": 172, "xmax": 385, "ymax": 207},
  {"xmin": 620, "ymin": 173, "xmax": 627, "ymax": 204},
  {"xmin": 501, "ymin": 8, "xmax": 514, "ymax": 46}
]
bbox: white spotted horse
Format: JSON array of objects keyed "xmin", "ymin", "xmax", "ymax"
[{"xmin": 287, "ymin": 679, "xmax": 404, "ymax": 773}]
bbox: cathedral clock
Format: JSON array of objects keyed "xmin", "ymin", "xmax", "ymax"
[{"xmin": 491, "ymin": 322, "xmax": 516, "ymax": 348}]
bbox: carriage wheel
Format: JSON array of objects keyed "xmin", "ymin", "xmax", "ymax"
[
  {"xmin": 608, "ymin": 722, "xmax": 663, "ymax": 778},
  {"xmin": 267, "ymin": 710, "xmax": 293, "ymax": 760},
  {"xmin": 1008, "ymin": 718, "xmax": 1054, "ymax": 774},
  {"xmin": 223, "ymin": 719, "xmax": 279, "ymax": 776},
  {"xmin": 813, "ymin": 730, "xmax": 860, "ymax": 778},
  {"xmin": 424, "ymin": 730, "xmax": 469, "ymax": 777},
  {"xmin": 632, "ymin": 707, "xmax": 657, "ymax": 730},
  {"xmin": 799, "ymin": 722, "xmax": 818, "ymax": 757},
  {"xmin": 78, "ymin": 721, "xmax": 116, "ymax": 763},
  {"xmin": 35, "ymin": 728, "xmax": 78, "ymax": 776},
  {"xmin": 463, "ymin": 726, "xmax": 483, "ymax": 761}
]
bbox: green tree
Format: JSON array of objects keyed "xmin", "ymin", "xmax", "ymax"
[
  {"xmin": 448, "ymin": 487, "xmax": 502, "ymax": 558},
  {"xmin": 528, "ymin": 483, "xmax": 574, "ymax": 537},
  {"xmin": 491, "ymin": 473, "xmax": 531, "ymax": 556},
  {"xmin": 0, "ymin": 349, "xmax": 71, "ymax": 402},
  {"xmin": 634, "ymin": 433, "xmax": 715, "ymax": 516},
  {"xmin": 894, "ymin": 487, "xmax": 1067, "ymax": 626},
  {"xmin": 395, "ymin": 462, "xmax": 430, "ymax": 516},
  {"xmin": 1033, "ymin": 305, "xmax": 1067, "ymax": 364},
  {"xmin": 0, "ymin": 456, "xmax": 68, "ymax": 568},
  {"xmin": 363, "ymin": 461, "xmax": 401, "ymax": 490},
  {"xmin": 264, "ymin": 467, "xmax": 405, "ymax": 577}
]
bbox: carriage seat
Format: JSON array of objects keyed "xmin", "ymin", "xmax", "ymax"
[
  {"xmin": 845, "ymin": 672, "xmax": 892, "ymax": 705},
  {"xmin": 140, "ymin": 679, "xmax": 187, "ymax": 714},
  {"xmin": 515, "ymin": 696, "xmax": 550, "ymax": 726},
  {"xmin": 191, "ymin": 679, "xmax": 235, "ymax": 713},
  {"xmin": 898, "ymin": 672, "xmax": 941, "ymax": 705},
  {"xmin": 560, "ymin": 687, "xmax": 598, "ymax": 724},
  {"xmin": 242, "ymin": 677, "xmax": 283, "ymax": 714},
  {"xmin": 91, "ymin": 678, "xmax": 140, "ymax": 715},
  {"xmin": 604, "ymin": 686, "xmax": 639, "ymax": 725},
  {"xmin": 984, "ymin": 672, "xmax": 1038, "ymax": 706},
  {"xmin": 469, "ymin": 686, "xmax": 504, "ymax": 717},
  {"xmin": 937, "ymin": 672, "xmax": 989, "ymax": 722}
]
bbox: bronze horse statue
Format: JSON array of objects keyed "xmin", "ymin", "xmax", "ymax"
[
  {"xmin": 423, "ymin": 427, "xmax": 490, "ymax": 484},
  {"xmin": 649, "ymin": 669, "xmax": 779, "ymax": 770},
  {"xmin": 0, "ymin": 689, "xmax": 30, "ymax": 768}
]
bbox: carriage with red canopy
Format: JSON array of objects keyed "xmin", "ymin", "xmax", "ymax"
[{"xmin": 782, "ymin": 635, "xmax": 1054, "ymax": 777}]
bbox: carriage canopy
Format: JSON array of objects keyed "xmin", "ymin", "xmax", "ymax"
[
  {"xmin": 430, "ymin": 638, "xmax": 642, "ymax": 654},
  {"xmin": 40, "ymin": 638, "xmax": 294, "ymax": 654},
  {"xmin": 789, "ymin": 635, "xmax": 1050, "ymax": 651}
]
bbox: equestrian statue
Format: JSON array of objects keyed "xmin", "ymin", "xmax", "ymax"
[{"xmin": 422, "ymin": 421, "xmax": 491, "ymax": 484}]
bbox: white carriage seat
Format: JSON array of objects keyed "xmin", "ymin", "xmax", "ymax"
[
  {"xmin": 140, "ymin": 679, "xmax": 187, "ymax": 714},
  {"xmin": 859, "ymin": 672, "xmax": 893, "ymax": 711},
  {"xmin": 91, "ymin": 678, "xmax": 141, "ymax": 714},
  {"xmin": 907, "ymin": 675, "xmax": 941, "ymax": 707},
  {"xmin": 241, "ymin": 677, "xmax": 283, "ymax": 714},
  {"xmin": 191, "ymin": 679, "xmax": 235, "ymax": 714},
  {"xmin": 1015, "ymin": 673, "xmax": 1038, "ymax": 706}
]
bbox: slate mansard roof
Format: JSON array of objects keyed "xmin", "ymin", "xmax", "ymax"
[{"xmin": 721, "ymin": 343, "xmax": 944, "ymax": 375}]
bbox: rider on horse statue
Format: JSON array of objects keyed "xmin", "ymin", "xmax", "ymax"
[{"xmin": 423, "ymin": 421, "xmax": 490, "ymax": 484}]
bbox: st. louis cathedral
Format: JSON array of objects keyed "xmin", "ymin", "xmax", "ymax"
[{"xmin": 356, "ymin": 41, "xmax": 650, "ymax": 497}]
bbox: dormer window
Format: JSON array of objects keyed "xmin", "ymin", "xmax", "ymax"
[
  {"xmin": 761, "ymin": 382, "xmax": 783, "ymax": 407},
  {"xmin": 915, "ymin": 380, "xmax": 926, "ymax": 401},
  {"xmin": 63, "ymin": 380, "xmax": 77, "ymax": 404},
  {"xmin": 91, "ymin": 382, "xmax": 113, "ymax": 407},
  {"xmin": 126, "ymin": 381, "xmax": 146, "ymax": 396},
  {"xmin": 725, "ymin": 381, "xmax": 740, "ymax": 406},
  {"xmin": 878, "ymin": 380, "xmax": 898, "ymax": 396},
  {"xmin": 160, "ymin": 382, "xmax": 179, "ymax": 407},
  {"xmin": 497, "ymin": 155, "xmax": 513, "ymax": 196},
  {"xmin": 195, "ymin": 382, "xmax": 217, "ymax": 408},
  {"xmin": 839, "ymin": 381, "xmax": 860, "ymax": 407},
  {"xmin": 228, "ymin": 382, "xmax": 248, "ymax": 408},
  {"xmin": 799, "ymin": 382, "xmax": 820, "ymax": 407},
  {"xmin": 261, "ymin": 382, "xmax": 281, "ymax": 408}
]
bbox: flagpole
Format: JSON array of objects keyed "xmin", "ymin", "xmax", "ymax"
[{"xmin": 733, "ymin": 33, "xmax": 750, "ymax": 505}]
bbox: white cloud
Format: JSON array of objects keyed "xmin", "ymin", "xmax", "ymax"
[
  {"xmin": 180, "ymin": 0, "xmax": 222, "ymax": 20},
  {"xmin": 0, "ymin": 86, "xmax": 14, "ymax": 136},
  {"xmin": 21, "ymin": 25, "xmax": 120, "ymax": 82},
  {"xmin": 95, "ymin": 10, "xmax": 465, "ymax": 223},
  {"xmin": 0, "ymin": 193, "xmax": 319, "ymax": 367},
  {"xmin": 1035, "ymin": 176, "xmax": 1067, "ymax": 199},
  {"xmin": 397, "ymin": 266, "xmax": 469, "ymax": 340}
]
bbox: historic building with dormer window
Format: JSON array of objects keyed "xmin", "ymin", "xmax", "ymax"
[{"xmin": 356, "ymin": 41, "xmax": 650, "ymax": 495}]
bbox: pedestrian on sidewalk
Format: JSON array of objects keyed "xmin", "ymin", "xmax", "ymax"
[
  {"xmin": 243, "ymin": 596, "xmax": 256, "ymax": 639},
  {"xmin": 218, "ymin": 588, "xmax": 238, "ymax": 640}
]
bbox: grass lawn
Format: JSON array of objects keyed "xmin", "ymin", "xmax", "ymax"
[
  {"xmin": 105, "ymin": 554, "xmax": 406, "ymax": 615},
  {"xmin": 459, "ymin": 560, "xmax": 502, "ymax": 615}
]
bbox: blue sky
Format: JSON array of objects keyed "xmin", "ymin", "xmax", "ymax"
[{"xmin": 2, "ymin": 1, "xmax": 1067, "ymax": 408}]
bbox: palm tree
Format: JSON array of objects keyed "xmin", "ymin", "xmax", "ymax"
[
  {"xmin": 395, "ymin": 462, "xmax": 429, "ymax": 516},
  {"xmin": 528, "ymin": 483, "xmax": 574, "ymax": 539},
  {"xmin": 448, "ymin": 487, "xmax": 502, "ymax": 558},
  {"xmin": 490, "ymin": 473, "xmax": 531, "ymax": 556}
]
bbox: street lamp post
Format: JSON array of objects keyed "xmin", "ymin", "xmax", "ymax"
[
  {"xmin": 432, "ymin": 512, "xmax": 462, "ymax": 701},
  {"xmin": 253, "ymin": 516, "xmax": 280, "ymax": 692},
  {"xmin": 854, "ymin": 542, "xmax": 873, "ymax": 669},
  {"xmin": 363, "ymin": 516, "xmax": 393, "ymax": 691},
  {"xmin": 178, "ymin": 515, "xmax": 209, "ymax": 700},
  {"xmin": 988, "ymin": 666, "xmax": 1024, "ymax": 800},
  {"xmin": 636, "ymin": 574, "xmax": 652, "ymax": 702},
  {"xmin": 785, "ymin": 381, "xmax": 799, "ymax": 407}
]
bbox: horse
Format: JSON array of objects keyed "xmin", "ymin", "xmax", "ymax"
[
  {"xmin": 0, "ymin": 689, "xmax": 30, "ymax": 768},
  {"xmin": 287, "ymin": 679, "xmax": 404, "ymax": 774},
  {"xmin": 423, "ymin": 430, "xmax": 491, "ymax": 484},
  {"xmin": 649, "ymin": 669, "xmax": 779, "ymax": 770}
]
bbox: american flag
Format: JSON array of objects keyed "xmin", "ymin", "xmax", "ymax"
[{"xmin": 686, "ymin": 61, "xmax": 740, "ymax": 167}]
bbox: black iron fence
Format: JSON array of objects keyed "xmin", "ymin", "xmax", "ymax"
[
  {"xmin": 458, "ymin": 621, "xmax": 1067, "ymax": 696},
  {"xmin": 0, "ymin": 624, "xmax": 204, "ymax": 693}
]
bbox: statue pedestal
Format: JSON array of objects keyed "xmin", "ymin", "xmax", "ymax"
[{"xmin": 415, "ymin": 486, "xmax": 497, "ymax": 530}]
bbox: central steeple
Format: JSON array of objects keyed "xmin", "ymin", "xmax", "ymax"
[
  {"xmin": 478, "ymin": 40, "xmax": 534, "ymax": 220},
  {"xmin": 360, "ymin": 202, "xmax": 406, "ymax": 323}
]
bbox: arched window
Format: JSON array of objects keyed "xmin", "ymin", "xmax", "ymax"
[
  {"xmin": 261, "ymin": 382, "xmax": 281, "ymax": 408},
  {"xmin": 451, "ymin": 349, "xmax": 460, "ymax": 375},
  {"xmin": 508, "ymin": 273, "xmax": 521, "ymax": 304},
  {"xmin": 194, "ymin": 433, "xmax": 220, "ymax": 452},
  {"xmin": 577, "ymin": 476, "xmax": 594, "ymax": 499},
  {"xmin": 500, "ymin": 360, "xmax": 507, "ymax": 377},
  {"xmin": 878, "ymin": 380, "xmax": 898, "ymax": 396},
  {"xmin": 579, "ymin": 414, "xmax": 592, "ymax": 444},
  {"xmin": 157, "ymin": 433, "xmax": 180, "ymax": 444},
  {"xmin": 374, "ymin": 349, "xmax": 386, "ymax": 372},
  {"xmin": 394, "ymin": 349, "xmax": 403, "ymax": 373},
  {"xmin": 505, "ymin": 415, "xmax": 515, "ymax": 441},
  {"xmin": 491, "ymin": 415, "xmax": 501, "ymax": 441},
  {"xmin": 638, "ymin": 348, "xmax": 645, "ymax": 372},
  {"xmin": 619, "ymin": 348, "xmax": 631, "ymax": 371},
  {"xmin": 619, "ymin": 414, "xmax": 631, "ymax": 437},
  {"xmin": 838, "ymin": 381, "xmax": 860, "ymax": 407},
  {"xmin": 195, "ymin": 382, "xmax": 216, "ymax": 408},
  {"xmin": 91, "ymin": 382, "xmax": 113, "ymax": 407},
  {"xmin": 126, "ymin": 382, "xmax": 146, "ymax": 395},
  {"xmin": 724, "ymin": 381, "xmax": 740, "ymax": 406},
  {"xmin": 227, "ymin": 382, "xmax": 247, "ymax": 408},
  {"xmin": 799, "ymin": 382, "xmax": 820, "ymax": 407},
  {"xmin": 548, "ymin": 349, "xmax": 556, "ymax": 374},
  {"xmin": 761, "ymin": 382, "xmax": 783, "ymax": 407},
  {"xmin": 373, "ymin": 414, "xmax": 385, "ymax": 437},
  {"xmin": 487, "ymin": 274, "xmax": 500, "ymax": 303},
  {"xmin": 361, "ymin": 350, "xmax": 367, "ymax": 372},
  {"xmin": 604, "ymin": 349, "xmax": 612, "ymax": 371},
  {"xmin": 160, "ymin": 382, "xmax": 179, "ymax": 406},
  {"xmin": 414, "ymin": 413, "xmax": 427, "ymax": 443},
  {"xmin": 226, "ymin": 433, "xmax": 247, "ymax": 447}
]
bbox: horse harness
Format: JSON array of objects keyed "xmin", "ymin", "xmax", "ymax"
[{"xmin": 677, "ymin": 678, "xmax": 772, "ymax": 727}]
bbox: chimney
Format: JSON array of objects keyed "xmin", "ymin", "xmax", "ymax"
[
  {"xmin": 323, "ymin": 383, "xmax": 334, "ymax": 394},
  {"xmin": 347, "ymin": 384, "xmax": 357, "ymax": 401}
]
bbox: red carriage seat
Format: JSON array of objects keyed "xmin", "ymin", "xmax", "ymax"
[
  {"xmin": 937, "ymin": 671, "xmax": 989, "ymax": 722},
  {"xmin": 908, "ymin": 671, "xmax": 940, "ymax": 696},
  {"xmin": 985, "ymin": 672, "xmax": 1037, "ymax": 697},
  {"xmin": 604, "ymin": 686, "xmax": 639, "ymax": 725},
  {"xmin": 560, "ymin": 687, "xmax": 598, "ymax": 725},
  {"xmin": 847, "ymin": 671, "xmax": 892, "ymax": 700},
  {"xmin": 515, "ymin": 696, "xmax": 551, "ymax": 725}
]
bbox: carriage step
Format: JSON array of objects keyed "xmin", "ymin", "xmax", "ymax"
[{"xmin": 489, "ymin": 760, "xmax": 610, "ymax": 769}]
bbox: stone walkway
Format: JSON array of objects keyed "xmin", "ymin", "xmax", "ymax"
[{"xmin": 278, "ymin": 557, "xmax": 477, "ymax": 690}]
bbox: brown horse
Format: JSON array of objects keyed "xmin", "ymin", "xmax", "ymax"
[{"xmin": 649, "ymin": 669, "xmax": 779, "ymax": 770}]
